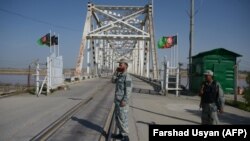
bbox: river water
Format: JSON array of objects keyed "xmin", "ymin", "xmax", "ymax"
[{"xmin": 0, "ymin": 74, "xmax": 44, "ymax": 86}]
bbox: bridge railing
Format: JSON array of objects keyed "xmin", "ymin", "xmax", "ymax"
[{"xmin": 130, "ymin": 73, "xmax": 162, "ymax": 93}]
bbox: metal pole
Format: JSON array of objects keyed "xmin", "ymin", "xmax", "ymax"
[
  {"xmin": 173, "ymin": 39, "xmax": 175, "ymax": 68},
  {"xmin": 170, "ymin": 43, "xmax": 172, "ymax": 75},
  {"xmin": 36, "ymin": 63, "xmax": 39, "ymax": 95},
  {"xmin": 176, "ymin": 33, "xmax": 179, "ymax": 96},
  {"xmin": 109, "ymin": 44, "xmax": 112, "ymax": 72},
  {"xmin": 189, "ymin": 0, "xmax": 194, "ymax": 90},
  {"xmin": 96, "ymin": 45, "xmax": 99, "ymax": 74},
  {"xmin": 139, "ymin": 41, "xmax": 143, "ymax": 76},
  {"xmin": 234, "ymin": 61, "xmax": 240, "ymax": 102},
  {"xmin": 46, "ymin": 57, "xmax": 49, "ymax": 94},
  {"xmin": 48, "ymin": 56, "xmax": 52, "ymax": 94},
  {"xmin": 53, "ymin": 32, "xmax": 56, "ymax": 54},
  {"xmin": 163, "ymin": 56, "xmax": 167, "ymax": 95},
  {"xmin": 103, "ymin": 40, "xmax": 106, "ymax": 72},
  {"xmin": 148, "ymin": 4, "xmax": 158, "ymax": 79},
  {"xmin": 133, "ymin": 49, "xmax": 136, "ymax": 74},
  {"xmin": 112, "ymin": 49, "xmax": 115, "ymax": 73},
  {"xmin": 133, "ymin": 47, "xmax": 135, "ymax": 74},
  {"xmin": 87, "ymin": 39, "xmax": 90, "ymax": 74},
  {"xmin": 50, "ymin": 30, "xmax": 51, "ymax": 54},
  {"xmin": 50, "ymin": 57, "xmax": 52, "ymax": 91},
  {"xmin": 166, "ymin": 61, "xmax": 169, "ymax": 93},
  {"xmin": 146, "ymin": 41, "xmax": 150, "ymax": 78},
  {"xmin": 95, "ymin": 41, "xmax": 98, "ymax": 75},
  {"xmin": 58, "ymin": 34, "xmax": 59, "ymax": 56},
  {"xmin": 107, "ymin": 42, "xmax": 110, "ymax": 72},
  {"xmin": 176, "ymin": 33, "xmax": 179, "ymax": 69},
  {"xmin": 176, "ymin": 62, "xmax": 180, "ymax": 97},
  {"xmin": 90, "ymin": 23, "xmax": 94, "ymax": 75},
  {"xmin": 100, "ymin": 40, "xmax": 103, "ymax": 71},
  {"xmin": 75, "ymin": 2, "xmax": 92, "ymax": 76},
  {"xmin": 91, "ymin": 38, "xmax": 95, "ymax": 75},
  {"xmin": 137, "ymin": 42, "xmax": 140, "ymax": 75},
  {"xmin": 140, "ymin": 26, "xmax": 145, "ymax": 76}
]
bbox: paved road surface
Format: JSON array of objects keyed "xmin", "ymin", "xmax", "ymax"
[
  {"xmin": 1, "ymin": 75, "xmax": 250, "ymax": 141},
  {"xmin": 0, "ymin": 76, "xmax": 114, "ymax": 141},
  {"xmin": 128, "ymin": 76, "xmax": 250, "ymax": 141}
]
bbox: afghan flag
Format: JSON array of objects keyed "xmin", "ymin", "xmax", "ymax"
[
  {"xmin": 37, "ymin": 33, "xmax": 51, "ymax": 47},
  {"xmin": 51, "ymin": 35, "xmax": 58, "ymax": 45},
  {"xmin": 158, "ymin": 36, "xmax": 177, "ymax": 49}
]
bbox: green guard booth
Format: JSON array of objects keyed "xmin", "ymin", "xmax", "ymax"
[{"xmin": 191, "ymin": 48, "xmax": 242, "ymax": 94}]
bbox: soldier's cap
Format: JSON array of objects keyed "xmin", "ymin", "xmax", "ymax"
[
  {"xmin": 204, "ymin": 70, "xmax": 213, "ymax": 76},
  {"xmin": 117, "ymin": 59, "xmax": 128, "ymax": 65}
]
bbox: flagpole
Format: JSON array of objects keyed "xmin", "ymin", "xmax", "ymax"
[
  {"xmin": 176, "ymin": 33, "xmax": 179, "ymax": 96},
  {"xmin": 177, "ymin": 33, "xmax": 179, "ymax": 68},
  {"xmin": 173, "ymin": 37, "xmax": 176, "ymax": 68},
  {"xmin": 48, "ymin": 30, "xmax": 52, "ymax": 94},
  {"xmin": 173, "ymin": 34, "xmax": 177, "ymax": 67},
  {"xmin": 54, "ymin": 32, "xmax": 56, "ymax": 55},
  {"xmin": 50, "ymin": 30, "xmax": 51, "ymax": 54},
  {"xmin": 171, "ymin": 41, "xmax": 173, "ymax": 74},
  {"xmin": 58, "ymin": 34, "xmax": 59, "ymax": 56},
  {"xmin": 170, "ymin": 41, "xmax": 172, "ymax": 74},
  {"xmin": 189, "ymin": 0, "xmax": 195, "ymax": 90}
]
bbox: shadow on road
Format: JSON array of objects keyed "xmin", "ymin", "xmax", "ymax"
[
  {"xmin": 136, "ymin": 121, "xmax": 156, "ymax": 125},
  {"xmin": 220, "ymin": 112, "xmax": 250, "ymax": 124},
  {"xmin": 71, "ymin": 116, "xmax": 105, "ymax": 134},
  {"xmin": 132, "ymin": 88, "xmax": 160, "ymax": 95},
  {"xmin": 68, "ymin": 98, "xmax": 83, "ymax": 100},
  {"xmin": 185, "ymin": 109, "xmax": 250, "ymax": 125},
  {"xmin": 130, "ymin": 106, "xmax": 200, "ymax": 124}
]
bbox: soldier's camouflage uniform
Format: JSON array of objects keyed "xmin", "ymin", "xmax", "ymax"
[
  {"xmin": 114, "ymin": 71, "xmax": 132, "ymax": 136},
  {"xmin": 200, "ymin": 80, "xmax": 225, "ymax": 125}
]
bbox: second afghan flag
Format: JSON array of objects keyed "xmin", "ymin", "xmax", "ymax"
[{"xmin": 158, "ymin": 36, "xmax": 177, "ymax": 49}]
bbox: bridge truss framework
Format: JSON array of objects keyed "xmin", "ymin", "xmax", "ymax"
[{"xmin": 75, "ymin": 2, "xmax": 159, "ymax": 79}]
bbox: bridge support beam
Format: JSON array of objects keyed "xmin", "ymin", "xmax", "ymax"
[{"xmin": 75, "ymin": 2, "xmax": 159, "ymax": 79}]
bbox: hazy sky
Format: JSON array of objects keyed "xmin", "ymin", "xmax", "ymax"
[{"xmin": 0, "ymin": 0, "xmax": 249, "ymax": 70}]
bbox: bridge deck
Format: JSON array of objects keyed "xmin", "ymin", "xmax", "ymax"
[
  {"xmin": 129, "ymin": 76, "xmax": 250, "ymax": 141},
  {"xmin": 0, "ymin": 76, "xmax": 250, "ymax": 141}
]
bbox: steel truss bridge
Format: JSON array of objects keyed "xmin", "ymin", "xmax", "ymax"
[{"xmin": 75, "ymin": 2, "xmax": 159, "ymax": 79}]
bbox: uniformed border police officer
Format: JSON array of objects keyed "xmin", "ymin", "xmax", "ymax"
[
  {"xmin": 199, "ymin": 70, "xmax": 225, "ymax": 125},
  {"xmin": 113, "ymin": 59, "xmax": 132, "ymax": 141}
]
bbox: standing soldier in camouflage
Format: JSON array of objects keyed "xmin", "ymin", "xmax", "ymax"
[
  {"xmin": 199, "ymin": 70, "xmax": 225, "ymax": 125},
  {"xmin": 113, "ymin": 59, "xmax": 132, "ymax": 141}
]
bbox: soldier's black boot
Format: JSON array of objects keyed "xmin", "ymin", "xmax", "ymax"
[
  {"xmin": 122, "ymin": 136, "xmax": 129, "ymax": 141},
  {"xmin": 111, "ymin": 133, "xmax": 123, "ymax": 139}
]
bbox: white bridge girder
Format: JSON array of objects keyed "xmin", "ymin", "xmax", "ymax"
[{"xmin": 75, "ymin": 2, "xmax": 159, "ymax": 79}]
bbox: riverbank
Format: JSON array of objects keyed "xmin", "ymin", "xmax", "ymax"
[
  {"xmin": 0, "ymin": 68, "xmax": 46, "ymax": 75},
  {"xmin": 0, "ymin": 85, "xmax": 30, "ymax": 96}
]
